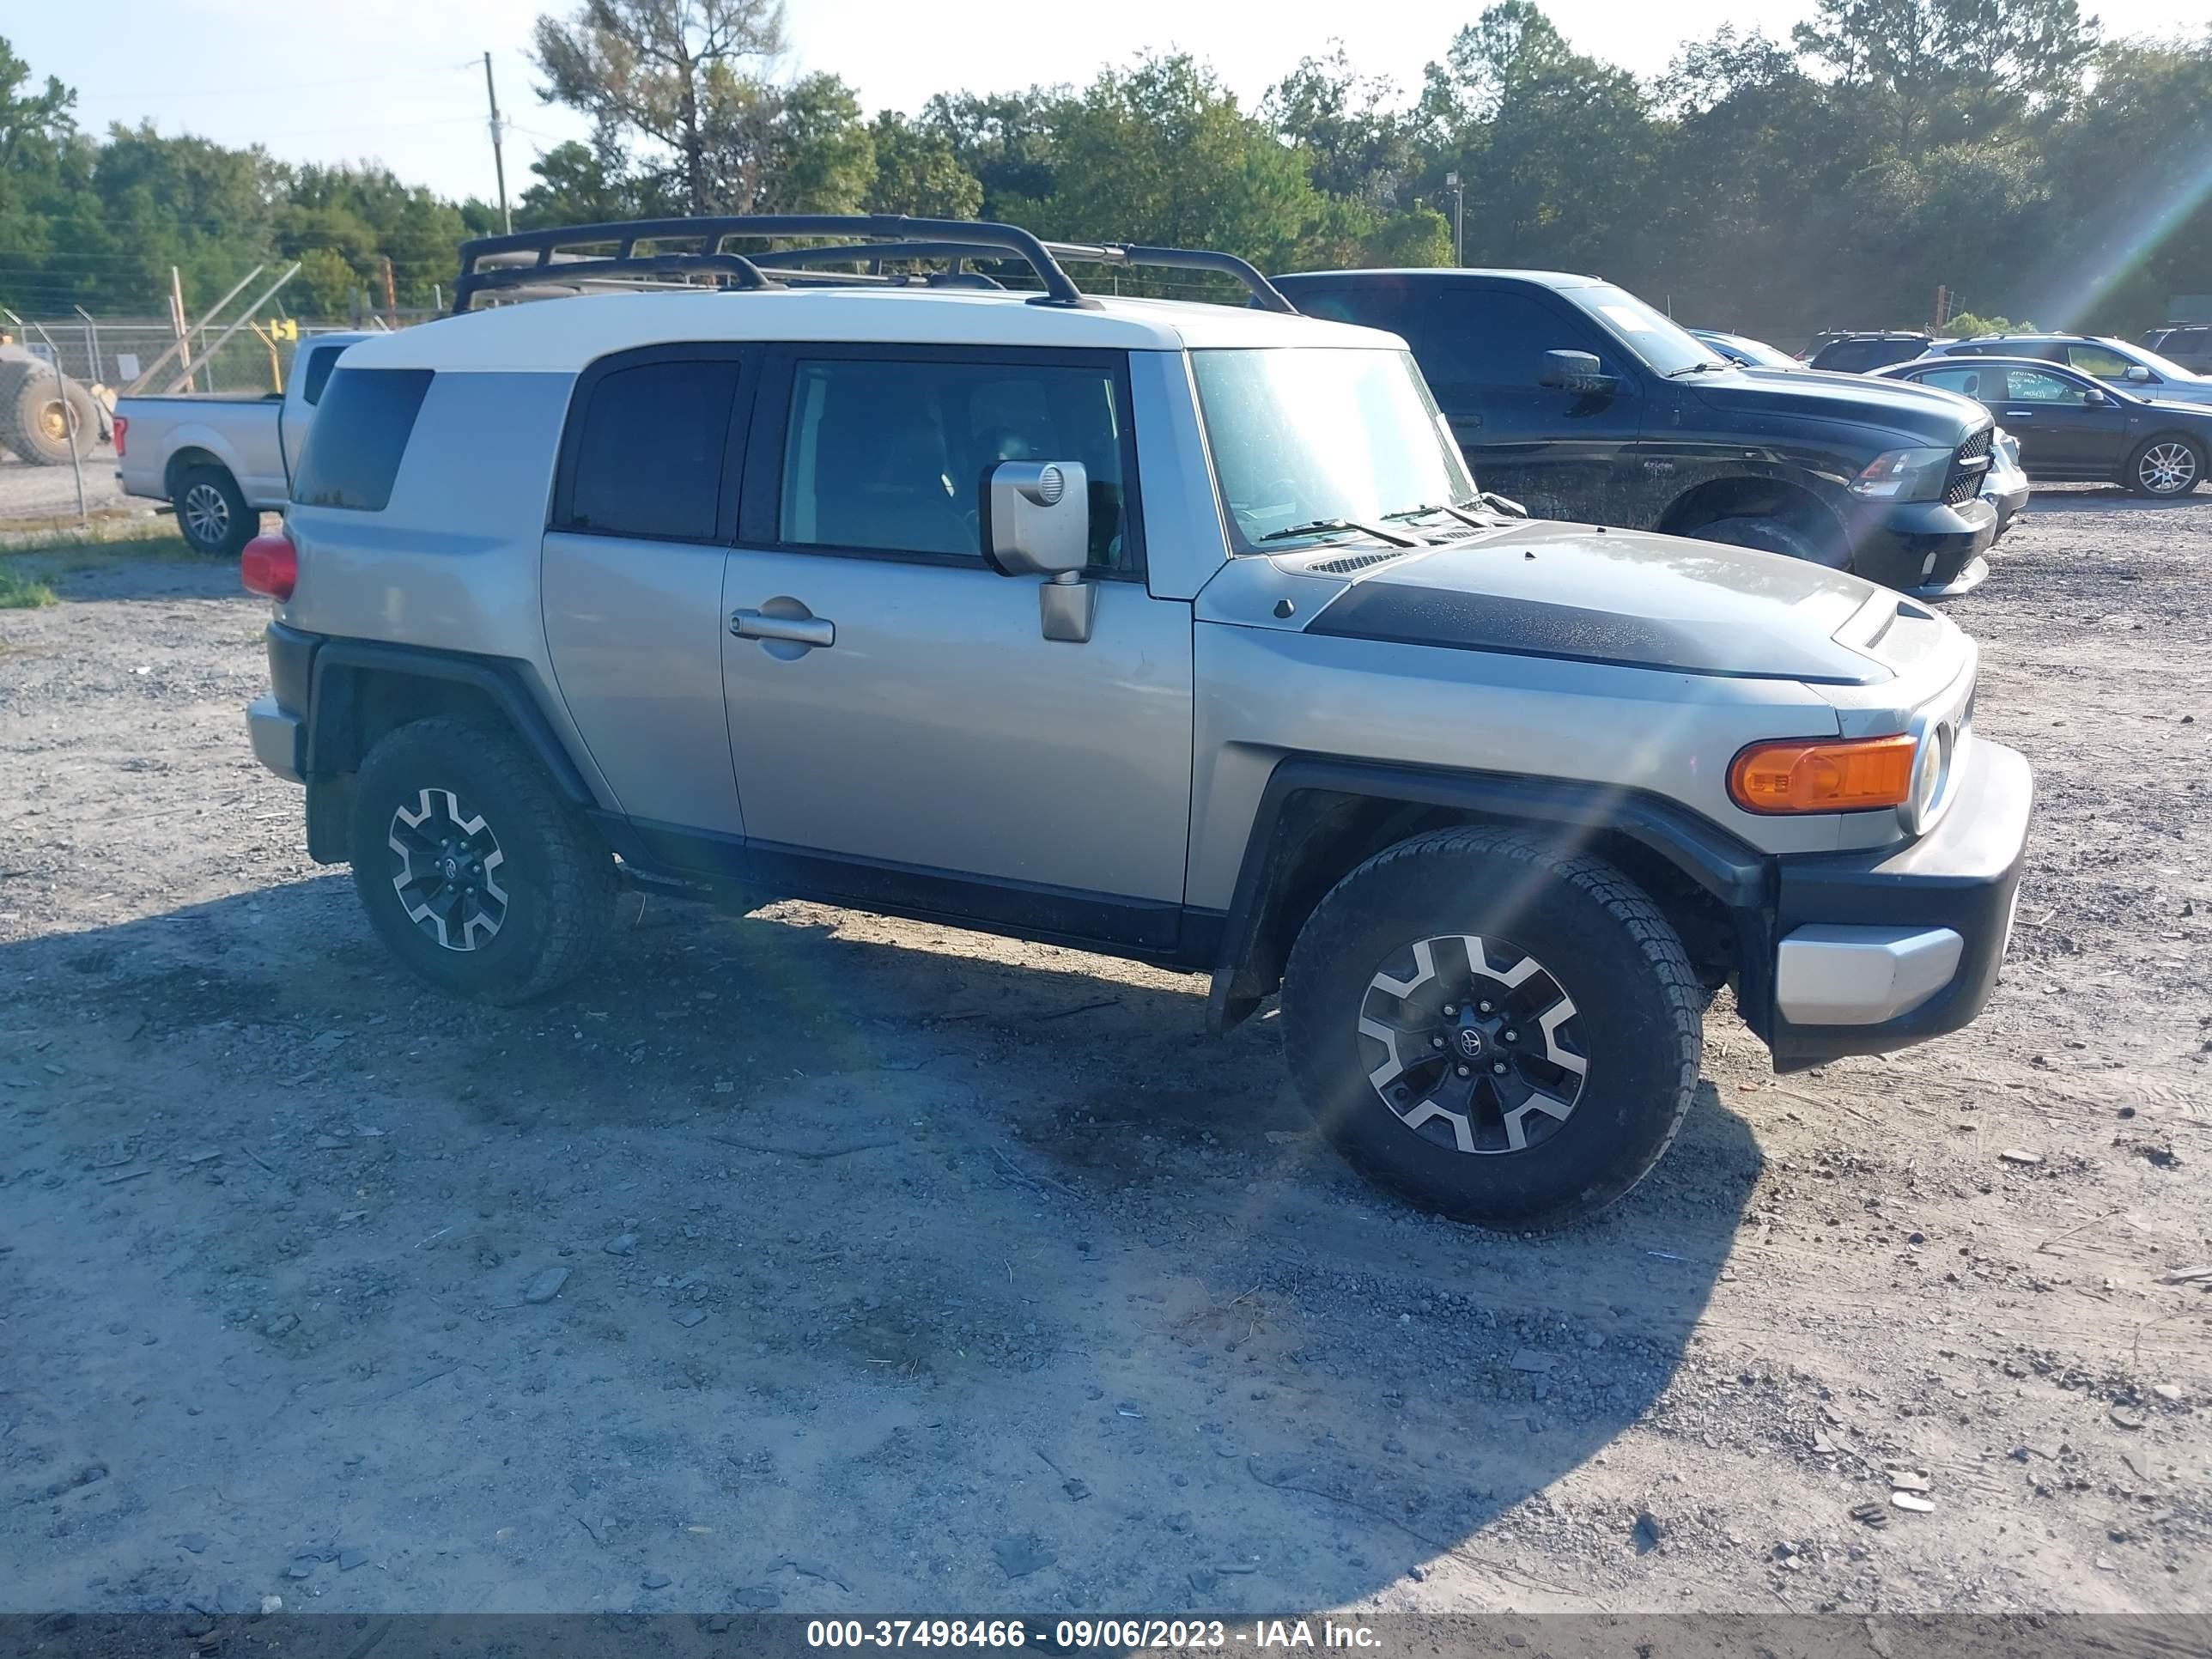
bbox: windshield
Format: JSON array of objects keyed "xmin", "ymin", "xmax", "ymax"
[
  {"xmin": 1723, "ymin": 333, "xmax": 1800, "ymax": 368},
  {"xmin": 1577, "ymin": 284, "xmax": 1722, "ymax": 376},
  {"xmin": 1192, "ymin": 348, "xmax": 1476, "ymax": 550}
]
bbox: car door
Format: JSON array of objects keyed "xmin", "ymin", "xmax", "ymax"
[
  {"xmin": 1396, "ymin": 282, "xmax": 1644, "ymax": 520},
  {"xmin": 717, "ymin": 343, "xmax": 1195, "ymax": 951},
  {"xmin": 1991, "ymin": 366, "xmax": 2129, "ymax": 476},
  {"xmin": 541, "ymin": 344, "xmax": 755, "ymax": 840}
]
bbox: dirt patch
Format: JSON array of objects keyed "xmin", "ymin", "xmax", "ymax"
[{"xmin": 0, "ymin": 491, "xmax": 2207, "ymax": 1618}]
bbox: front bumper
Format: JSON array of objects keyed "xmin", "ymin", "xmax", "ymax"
[
  {"xmin": 1850, "ymin": 496, "xmax": 1997, "ymax": 598},
  {"xmin": 1765, "ymin": 737, "xmax": 2033, "ymax": 1072}
]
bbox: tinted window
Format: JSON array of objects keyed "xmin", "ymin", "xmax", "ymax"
[
  {"xmin": 290, "ymin": 368, "xmax": 432, "ymax": 511},
  {"xmin": 1814, "ymin": 342, "xmax": 1876, "ymax": 373},
  {"xmin": 561, "ymin": 360, "xmax": 740, "ymax": 542},
  {"xmin": 779, "ymin": 358, "xmax": 1131, "ymax": 570},
  {"xmin": 1915, "ymin": 366, "xmax": 1994, "ymax": 398},
  {"xmin": 1401, "ymin": 289, "xmax": 1615, "ymax": 386},
  {"xmin": 299, "ymin": 345, "xmax": 343, "ymax": 406},
  {"xmin": 2002, "ymin": 368, "xmax": 2094, "ymax": 404}
]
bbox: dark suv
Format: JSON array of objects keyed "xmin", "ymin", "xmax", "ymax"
[
  {"xmin": 1803, "ymin": 332, "xmax": 1945, "ymax": 374},
  {"xmin": 2142, "ymin": 325, "xmax": 2212, "ymax": 374},
  {"xmin": 1273, "ymin": 270, "xmax": 2002, "ymax": 597}
]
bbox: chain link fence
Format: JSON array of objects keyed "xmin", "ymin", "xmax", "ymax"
[{"xmin": 5, "ymin": 313, "xmax": 438, "ymax": 395}]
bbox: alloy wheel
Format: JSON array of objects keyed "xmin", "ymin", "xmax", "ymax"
[
  {"xmin": 387, "ymin": 787, "xmax": 508, "ymax": 951},
  {"xmin": 2139, "ymin": 442, "xmax": 2198, "ymax": 495},
  {"xmin": 181, "ymin": 482, "xmax": 231, "ymax": 547},
  {"xmin": 1356, "ymin": 933, "xmax": 1587, "ymax": 1155}
]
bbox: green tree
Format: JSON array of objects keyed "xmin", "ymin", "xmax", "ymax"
[
  {"xmin": 1417, "ymin": 3, "xmax": 1662, "ymax": 275},
  {"xmin": 516, "ymin": 139, "xmax": 656, "ymax": 227},
  {"xmin": 1265, "ymin": 45, "xmax": 1419, "ymax": 207},
  {"xmin": 866, "ymin": 109, "xmax": 981, "ymax": 219},
  {"xmin": 533, "ymin": 0, "xmax": 787, "ymax": 213},
  {"xmin": 920, "ymin": 89, "xmax": 1066, "ymax": 219},
  {"xmin": 1794, "ymin": 0, "xmax": 2099, "ymax": 147},
  {"xmin": 1027, "ymin": 55, "xmax": 1319, "ymax": 289}
]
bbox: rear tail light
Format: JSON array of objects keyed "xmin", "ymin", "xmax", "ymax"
[
  {"xmin": 240, "ymin": 532, "xmax": 298, "ymax": 601},
  {"xmin": 1729, "ymin": 733, "xmax": 1917, "ymax": 814},
  {"xmin": 111, "ymin": 414, "xmax": 128, "ymax": 458}
]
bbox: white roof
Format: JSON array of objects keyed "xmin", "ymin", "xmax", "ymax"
[{"xmin": 341, "ymin": 285, "xmax": 1401, "ymax": 373}]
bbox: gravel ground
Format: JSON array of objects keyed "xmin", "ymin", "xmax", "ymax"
[
  {"xmin": 0, "ymin": 442, "xmax": 129, "ymax": 526},
  {"xmin": 0, "ymin": 488, "xmax": 2206, "ymax": 1621}
]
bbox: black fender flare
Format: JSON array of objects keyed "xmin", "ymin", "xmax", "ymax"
[
  {"xmin": 305, "ymin": 641, "xmax": 594, "ymax": 805},
  {"xmin": 1206, "ymin": 755, "xmax": 1776, "ymax": 1034}
]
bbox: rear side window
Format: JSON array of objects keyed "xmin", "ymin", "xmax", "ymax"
[
  {"xmin": 558, "ymin": 359, "xmax": 741, "ymax": 542},
  {"xmin": 290, "ymin": 368, "xmax": 432, "ymax": 511},
  {"xmin": 298, "ymin": 345, "xmax": 343, "ymax": 406}
]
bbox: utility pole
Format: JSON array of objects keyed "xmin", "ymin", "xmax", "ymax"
[
  {"xmin": 483, "ymin": 52, "xmax": 512, "ymax": 234},
  {"xmin": 1444, "ymin": 172, "xmax": 1464, "ymax": 267},
  {"xmin": 381, "ymin": 255, "xmax": 398, "ymax": 328}
]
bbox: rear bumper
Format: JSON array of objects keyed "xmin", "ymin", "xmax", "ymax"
[
  {"xmin": 1850, "ymin": 497, "xmax": 1998, "ymax": 595},
  {"xmin": 247, "ymin": 695, "xmax": 304, "ymax": 784},
  {"xmin": 1765, "ymin": 738, "xmax": 2033, "ymax": 1072}
]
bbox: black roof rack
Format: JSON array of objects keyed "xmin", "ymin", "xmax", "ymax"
[{"xmin": 451, "ymin": 215, "xmax": 1294, "ymax": 315}]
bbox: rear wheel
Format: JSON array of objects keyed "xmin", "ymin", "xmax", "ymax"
[
  {"xmin": 2128, "ymin": 436, "xmax": 2203, "ymax": 497},
  {"xmin": 1280, "ymin": 827, "xmax": 1704, "ymax": 1231},
  {"xmin": 173, "ymin": 464, "xmax": 254, "ymax": 557},
  {"xmin": 349, "ymin": 718, "xmax": 615, "ymax": 1004}
]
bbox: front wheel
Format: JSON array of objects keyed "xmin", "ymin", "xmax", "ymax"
[
  {"xmin": 1691, "ymin": 514, "xmax": 1848, "ymax": 568},
  {"xmin": 349, "ymin": 718, "xmax": 615, "ymax": 1003},
  {"xmin": 2128, "ymin": 436, "xmax": 2203, "ymax": 497},
  {"xmin": 1279, "ymin": 827, "xmax": 1704, "ymax": 1231}
]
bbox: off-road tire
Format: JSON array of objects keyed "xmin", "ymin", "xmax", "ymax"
[
  {"xmin": 1692, "ymin": 514, "xmax": 1846, "ymax": 568},
  {"xmin": 2126, "ymin": 435, "xmax": 2203, "ymax": 497},
  {"xmin": 1279, "ymin": 826, "xmax": 1704, "ymax": 1231},
  {"xmin": 172, "ymin": 464, "xmax": 253, "ymax": 557},
  {"xmin": 349, "ymin": 717, "xmax": 615, "ymax": 1004},
  {"xmin": 0, "ymin": 363, "xmax": 99, "ymax": 465}
]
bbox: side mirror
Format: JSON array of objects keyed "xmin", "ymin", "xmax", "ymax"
[
  {"xmin": 2124, "ymin": 365, "xmax": 2152, "ymax": 383},
  {"xmin": 982, "ymin": 459, "xmax": 1095, "ymax": 642},
  {"xmin": 2082, "ymin": 388, "xmax": 2110, "ymax": 405},
  {"xmin": 1538, "ymin": 349, "xmax": 1615, "ymax": 394}
]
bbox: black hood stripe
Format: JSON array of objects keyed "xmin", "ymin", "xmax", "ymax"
[{"xmin": 1304, "ymin": 581, "xmax": 1883, "ymax": 686}]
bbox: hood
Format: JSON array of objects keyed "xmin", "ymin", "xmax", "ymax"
[
  {"xmin": 1203, "ymin": 520, "xmax": 1953, "ymax": 687},
  {"xmin": 1685, "ymin": 365, "xmax": 1982, "ymax": 445}
]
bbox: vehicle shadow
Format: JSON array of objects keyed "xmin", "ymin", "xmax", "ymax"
[
  {"xmin": 1, "ymin": 874, "xmax": 1759, "ymax": 1613},
  {"xmin": 3, "ymin": 544, "xmax": 237, "ymax": 603},
  {"xmin": 2023, "ymin": 483, "xmax": 2207, "ymax": 514}
]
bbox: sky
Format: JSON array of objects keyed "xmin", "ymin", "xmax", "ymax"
[{"xmin": 10, "ymin": 0, "xmax": 2210, "ymax": 206}]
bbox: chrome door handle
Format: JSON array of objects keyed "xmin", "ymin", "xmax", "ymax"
[
  {"xmin": 730, "ymin": 609, "xmax": 834, "ymax": 647},
  {"xmin": 2002, "ymin": 409, "xmax": 2033, "ymax": 417}
]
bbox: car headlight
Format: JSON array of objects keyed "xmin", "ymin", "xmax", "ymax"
[{"xmin": 1850, "ymin": 446, "xmax": 1954, "ymax": 501}]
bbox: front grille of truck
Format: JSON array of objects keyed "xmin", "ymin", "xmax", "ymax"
[{"xmin": 1942, "ymin": 428, "xmax": 1993, "ymax": 505}]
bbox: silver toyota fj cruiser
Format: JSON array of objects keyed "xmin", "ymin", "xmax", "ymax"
[{"xmin": 239, "ymin": 216, "xmax": 2033, "ymax": 1229}]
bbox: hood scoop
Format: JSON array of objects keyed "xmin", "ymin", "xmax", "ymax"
[{"xmin": 1305, "ymin": 548, "xmax": 1420, "ymax": 576}]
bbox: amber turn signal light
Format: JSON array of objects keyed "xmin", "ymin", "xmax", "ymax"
[{"xmin": 1728, "ymin": 733, "xmax": 1917, "ymax": 814}]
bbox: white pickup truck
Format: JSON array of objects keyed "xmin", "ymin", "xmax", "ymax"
[{"xmin": 113, "ymin": 333, "xmax": 369, "ymax": 555}]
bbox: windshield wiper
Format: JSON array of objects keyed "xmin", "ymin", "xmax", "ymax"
[
  {"xmin": 1256, "ymin": 517, "xmax": 1421, "ymax": 547},
  {"xmin": 1667, "ymin": 361, "xmax": 1729, "ymax": 378}
]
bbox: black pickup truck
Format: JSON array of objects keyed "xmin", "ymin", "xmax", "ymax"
[{"xmin": 1273, "ymin": 270, "xmax": 2003, "ymax": 598}]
